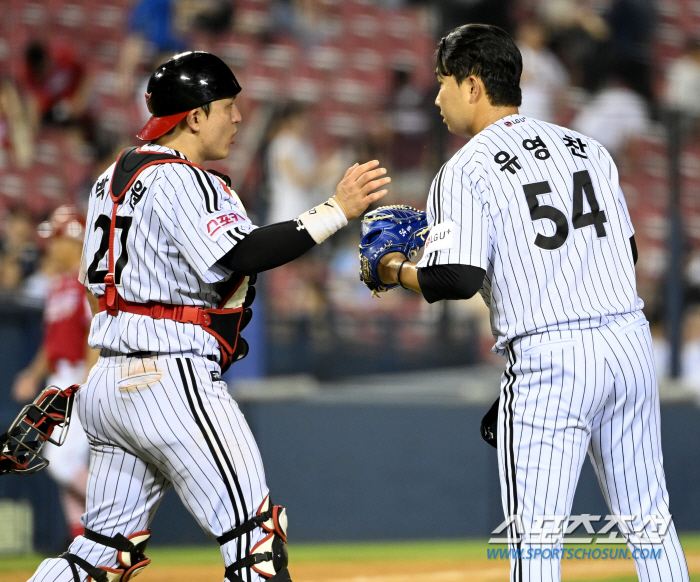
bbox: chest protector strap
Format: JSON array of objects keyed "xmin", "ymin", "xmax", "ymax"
[{"xmin": 98, "ymin": 147, "xmax": 246, "ymax": 371}]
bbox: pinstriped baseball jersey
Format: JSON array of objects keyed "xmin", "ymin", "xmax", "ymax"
[
  {"xmin": 417, "ymin": 114, "xmax": 642, "ymax": 354},
  {"xmin": 79, "ymin": 144, "xmax": 256, "ymax": 357}
]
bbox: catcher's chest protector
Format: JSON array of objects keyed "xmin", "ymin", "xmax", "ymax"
[{"xmin": 99, "ymin": 147, "xmax": 246, "ymax": 371}]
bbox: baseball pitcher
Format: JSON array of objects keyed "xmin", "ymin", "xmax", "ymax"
[{"xmin": 361, "ymin": 25, "xmax": 689, "ymax": 582}]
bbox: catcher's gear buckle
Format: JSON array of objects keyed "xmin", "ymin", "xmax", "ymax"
[{"xmin": 0, "ymin": 384, "xmax": 80, "ymax": 476}]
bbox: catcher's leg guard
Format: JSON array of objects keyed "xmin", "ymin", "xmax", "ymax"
[
  {"xmin": 219, "ymin": 496, "xmax": 290, "ymax": 581},
  {"xmin": 60, "ymin": 530, "xmax": 151, "ymax": 582}
]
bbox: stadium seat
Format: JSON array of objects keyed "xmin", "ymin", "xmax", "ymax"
[
  {"xmin": 55, "ymin": 2, "xmax": 88, "ymax": 31},
  {"xmin": 261, "ymin": 41, "xmax": 300, "ymax": 71},
  {"xmin": 86, "ymin": 1, "xmax": 128, "ymax": 43},
  {"xmin": 240, "ymin": 68, "xmax": 282, "ymax": 102},
  {"xmin": 286, "ymin": 73, "xmax": 325, "ymax": 104},
  {"xmin": 216, "ymin": 36, "xmax": 260, "ymax": 71}
]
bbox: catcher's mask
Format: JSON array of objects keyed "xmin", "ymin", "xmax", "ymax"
[{"xmin": 0, "ymin": 384, "xmax": 79, "ymax": 476}]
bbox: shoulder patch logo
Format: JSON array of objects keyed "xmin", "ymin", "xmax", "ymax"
[
  {"xmin": 424, "ymin": 221, "xmax": 455, "ymax": 254},
  {"xmin": 200, "ymin": 209, "xmax": 246, "ymax": 241}
]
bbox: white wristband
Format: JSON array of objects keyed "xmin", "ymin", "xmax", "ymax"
[{"xmin": 296, "ymin": 197, "xmax": 348, "ymax": 244}]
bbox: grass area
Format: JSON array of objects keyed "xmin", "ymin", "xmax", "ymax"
[
  {"xmin": 0, "ymin": 554, "xmax": 47, "ymax": 573},
  {"xmin": 2, "ymin": 533, "xmax": 699, "ymax": 573}
]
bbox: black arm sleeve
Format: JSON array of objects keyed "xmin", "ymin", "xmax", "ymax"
[
  {"xmin": 417, "ymin": 264, "xmax": 486, "ymax": 304},
  {"xmin": 630, "ymin": 235, "xmax": 638, "ymax": 265},
  {"xmin": 217, "ymin": 220, "xmax": 316, "ymax": 275}
]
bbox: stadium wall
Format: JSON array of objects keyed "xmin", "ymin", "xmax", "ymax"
[{"xmin": 1, "ymin": 304, "xmax": 699, "ymax": 553}]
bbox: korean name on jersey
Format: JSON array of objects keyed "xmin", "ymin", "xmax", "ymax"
[
  {"xmin": 79, "ymin": 144, "xmax": 257, "ymax": 357},
  {"xmin": 417, "ymin": 115, "xmax": 641, "ymax": 355}
]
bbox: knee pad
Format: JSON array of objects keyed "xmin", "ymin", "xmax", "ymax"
[
  {"xmin": 61, "ymin": 529, "xmax": 151, "ymax": 582},
  {"xmin": 257, "ymin": 495, "xmax": 288, "ymax": 543},
  {"xmin": 220, "ymin": 495, "xmax": 290, "ymax": 581}
]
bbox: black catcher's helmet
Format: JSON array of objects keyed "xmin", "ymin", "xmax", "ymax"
[{"xmin": 137, "ymin": 51, "xmax": 241, "ymax": 141}]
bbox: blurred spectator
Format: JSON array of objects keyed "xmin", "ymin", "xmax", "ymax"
[
  {"xmin": 388, "ymin": 68, "xmax": 431, "ymax": 170},
  {"xmin": 327, "ymin": 230, "xmax": 375, "ymax": 308},
  {"xmin": 265, "ymin": 104, "xmax": 342, "ymax": 223},
  {"xmin": 273, "ymin": 0, "xmax": 340, "ymax": 46},
  {"xmin": 0, "ymin": 79, "xmax": 34, "ymax": 169},
  {"xmin": 665, "ymin": 39, "xmax": 700, "ymax": 119},
  {"xmin": 12, "ymin": 206, "xmax": 95, "ymax": 542},
  {"xmin": 267, "ymin": 258, "xmax": 327, "ymax": 317},
  {"xmin": 517, "ymin": 19, "xmax": 568, "ymax": 123},
  {"xmin": 652, "ymin": 306, "xmax": 700, "ymax": 398},
  {"xmin": 189, "ymin": 0, "xmax": 234, "ymax": 35},
  {"xmin": 0, "ymin": 208, "xmax": 41, "ymax": 292},
  {"xmin": 541, "ymin": 0, "xmax": 609, "ymax": 92},
  {"xmin": 680, "ymin": 307, "xmax": 700, "ymax": 398},
  {"xmin": 439, "ymin": 0, "xmax": 514, "ymax": 37},
  {"xmin": 572, "ymin": 67, "xmax": 649, "ymax": 159},
  {"xmin": 603, "ymin": 0, "xmax": 655, "ymax": 105},
  {"xmin": 129, "ymin": 0, "xmax": 186, "ymax": 53},
  {"xmin": 21, "ymin": 41, "xmax": 90, "ymax": 131},
  {"xmin": 116, "ymin": 0, "xmax": 186, "ymax": 98}
]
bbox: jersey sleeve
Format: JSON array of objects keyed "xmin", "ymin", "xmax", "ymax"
[
  {"xmin": 153, "ymin": 164, "xmax": 257, "ymax": 282},
  {"xmin": 617, "ymin": 185, "xmax": 635, "ymax": 238},
  {"xmin": 417, "ymin": 159, "xmax": 492, "ymax": 271}
]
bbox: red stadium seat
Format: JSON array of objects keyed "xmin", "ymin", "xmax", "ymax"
[
  {"xmin": 261, "ymin": 41, "xmax": 300, "ymax": 71},
  {"xmin": 216, "ymin": 36, "xmax": 261, "ymax": 71},
  {"xmin": 0, "ymin": 172, "xmax": 28, "ymax": 202},
  {"xmin": 54, "ymin": 2, "xmax": 89, "ymax": 32},
  {"xmin": 86, "ymin": 1, "xmax": 128, "ymax": 36},
  {"xmin": 17, "ymin": 1, "xmax": 50, "ymax": 29},
  {"xmin": 238, "ymin": 68, "xmax": 282, "ymax": 102}
]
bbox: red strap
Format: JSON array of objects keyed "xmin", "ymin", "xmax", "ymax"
[
  {"xmin": 103, "ymin": 202, "xmax": 120, "ymax": 315},
  {"xmin": 98, "ymin": 295, "xmax": 211, "ymax": 326},
  {"xmin": 103, "ymin": 149, "xmax": 200, "ymax": 316}
]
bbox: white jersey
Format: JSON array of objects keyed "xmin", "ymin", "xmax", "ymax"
[
  {"xmin": 80, "ymin": 144, "xmax": 257, "ymax": 357},
  {"xmin": 417, "ymin": 114, "xmax": 642, "ymax": 354}
]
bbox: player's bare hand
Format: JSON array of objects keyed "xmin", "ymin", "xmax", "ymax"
[
  {"xmin": 377, "ymin": 252, "xmax": 406, "ymax": 284},
  {"xmin": 333, "ymin": 160, "xmax": 390, "ymax": 220},
  {"xmin": 12, "ymin": 370, "xmax": 40, "ymax": 403}
]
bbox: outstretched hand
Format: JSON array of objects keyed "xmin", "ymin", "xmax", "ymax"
[{"xmin": 333, "ymin": 160, "xmax": 390, "ymax": 220}]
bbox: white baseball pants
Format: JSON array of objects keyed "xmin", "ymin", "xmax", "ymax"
[
  {"xmin": 29, "ymin": 354, "xmax": 269, "ymax": 582},
  {"xmin": 498, "ymin": 313, "xmax": 689, "ymax": 582}
]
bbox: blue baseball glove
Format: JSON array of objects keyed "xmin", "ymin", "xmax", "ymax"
[{"xmin": 359, "ymin": 205, "xmax": 428, "ymax": 296}]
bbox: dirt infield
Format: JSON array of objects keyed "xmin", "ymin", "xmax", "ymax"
[
  {"xmin": 3, "ymin": 555, "xmax": 699, "ymax": 582},
  {"xmin": 99, "ymin": 554, "xmax": 700, "ymax": 582},
  {"xmin": 3, "ymin": 541, "xmax": 698, "ymax": 582}
]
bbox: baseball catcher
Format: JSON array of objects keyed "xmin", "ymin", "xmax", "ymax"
[{"xmin": 24, "ymin": 50, "xmax": 390, "ymax": 582}]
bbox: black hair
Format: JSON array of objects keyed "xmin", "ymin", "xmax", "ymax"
[
  {"xmin": 435, "ymin": 24, "xmax": 522, "ymax": 107},
  {"xmin": 155, "ymin": 102, "xmax": 213, "ymax": 141}
]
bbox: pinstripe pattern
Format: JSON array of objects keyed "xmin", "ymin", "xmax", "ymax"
[
  {"xmin": 79, "ymin": 144, "xmax": 256, "ymax": 357},
  {"xmin": 416, "ymin": 115, "xmax": 641, "ymax": 355},
  {"xmin": 29, "ymin": 354, "xmax": 268, "ymax": 582},
  {"xmin": 416, "ymin": 115, "xmax": 687, "ymax": 582},
  {"xmin": 28, "ymin": 143, "xmax": 275, "ymax": 581},
  {"xmin": 496, "ymin": 317, "xmax": 689, "ymax": 582}
]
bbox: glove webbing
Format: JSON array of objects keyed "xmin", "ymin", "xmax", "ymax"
[
  {"xmin": 59, "ymin": 552, "xmax": 109, "ymax": 582},
  {"xmin": 224, "ymin": 552, "xmax": 273, "ymax": 582},
  {"xmin": 216, "ymin": 506, "xmax": 274, "ymax": 546}
]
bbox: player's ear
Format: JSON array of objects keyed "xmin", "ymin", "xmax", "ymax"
[
  {"xmin": 467, "ymin": 76, "xmax": 480, "ymax": 104},
  {"xmin": 185, "ymin": 109, "xmax": 201, "ymax": 133}
]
